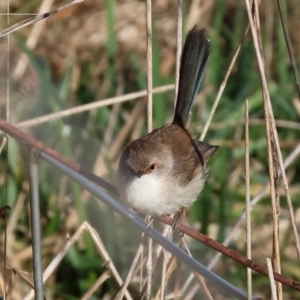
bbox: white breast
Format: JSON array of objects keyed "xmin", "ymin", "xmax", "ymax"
[
  {"xmin": 124, "ymin": 174, "xmax": 167, "ymax": 215},
  {"xmin": 119, "ymin": 170, "xmax": 207, "ymax": 216}
]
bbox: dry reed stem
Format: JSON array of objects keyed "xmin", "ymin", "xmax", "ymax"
[
  {"xmin": 159, "ymin": 249, "xmax": 168, "ymax": 300},
  {"xmin": 14, "ymin": 84, "xmax": 173, "ymax": 130},
  {"xmin": 6, "ymin": 268, "xmax": 15, "ymax": 300},
  {"xmin": 115, "ymin": 244, "xmax": 143, "ymax": 300},
  {"xmin": 207, "ymin": 139, "xmax": 299, "ymax": 149},
  {"xmin": 6, "ymin": 182, "xmax": 28, "ymax": 249},
  {"xmin": 272, "ymin": 2, "xmax": 300, "ymax": 264},
  {"xmin": 0, "ymin": 137, "xmax": 7, "ymax": 154},
  {"xmin": 4, "ymin": 3, "xmax": 10, "ymax": 297},
  {"xmin": 245, "ymin": 0, "xmax": 300, "ymax": 297},
  {"xmin": 275, "ymin": 0, "xmax": 300, "ymax": 99},
  {"xmin": 1, "ymin": 207, "xmax": 8, "ymax": 300},
  {"xmin": 179, "ymin": 271, "xmax": 195, "ymax": 300},
  {"xmin": 81, "ymin": 271, "xmax": 110, "ymax": 300},
  {"xmin": 252, "ymin": 1, "xmax": 282, "ymax": 293},
  {"xmin": 174, "ymin": 238, "xmax": 183, "ymax": 300},
  {"xmin": 140, "ymin": 245, "xmax": 144, "ymax": 292},
  {"xmin": 155, "ymin": 257, "xmax": 178, "ymax": 299},
  {"xmin": 146, "ymin": 0, "xmax": 153, "ymax": 133},
  {"xmin": 10, "ymin": 268, "xmax": 34, "ymax": 288},
  {"xmin": 156, "ymin": 225, "xmax": 172, "ymax": 300},
  {"xmin": 264, "ymin": 0, "xmax": 274, "ymax": 76},
  {"xmin": 85, "ymin": 222, "xmax": 133, "ymax": 299},
  {"xmin": 200, "ymin": 119, "xmax": 300, "ymax": 131},
  {"xmin": 146, "ymin": 221, "xmax": 153, "ymax": 300},
  {"xmin": 186, "ymin": 0, "xmax": 202, "ymax": 30},
  {"xmin": 91, "ymin": 81, "xmax": 124, "ymax": 176},
  {"xmin": 0, "ymin": 0, "xmax": 83, "ymax": 38},
  {"xmin": 13, "ymin": 0, "xmax": 54, "ymax": 79},
  {"xmin": 116, "ymin": 218, "xmax": 157, "ymax": 300},
  {"xmin": 199, "ymin": 18, "xmax": 251, "ymax": 141},
  {"xmin": 181, "ymin": 238, "xmax": 213, "ymax": 300},
  {"xmin": 174, "ymin": 0, "xmax": 183, "ymax": 102},
  {"xmin": 208, "ymin": 70, "xmax": 300, "ymax": 276},
  {"xmin": 245, "ymin": 100, "xmax": 252, "ymax": 300},
  {"xmin": 23, "ymin": 221, "xmax": 133, "ymax": 300},
  {"xmin": 292, "ymin": 98, "xmax": 300, "ymax": 116},
  {"xmin": 0, "ymin": 269, "xmax": 6, "ymax": 295},
  {"xmin": 145, "ymin": 2, "xmax": 153, "ymax": 286},
  {"xmin": 92, "ymin": 98, "xmax": 146, "ymax": 176},
  {"xmin": 241, "ymin": 0, "xmax": 300, "ymax": 299},
  {"xmin": 266, "ymin": 258, "xmax": 278, "ymax": 300},
  {"xmin": 261, "ymin": 0, "xmax": 300, "ymax": 264},
  {"xmin": 208, "ymin": 107, "xmax": 300, "ymax": 269},
  {"xmin": 139, "ymin": 225, "xmax": 173, "ymax": 299},
  {"xmin": 6, "ymin": 0, "xmax": 10, "ymax": 125}
]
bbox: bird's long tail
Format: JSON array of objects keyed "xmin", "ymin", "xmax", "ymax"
[{"xmin": 173, "ymin": 26, "xmax": 210, "ymax": 127}]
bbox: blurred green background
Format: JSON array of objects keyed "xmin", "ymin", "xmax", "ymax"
[{"xmin": 0, "ymin": 0, "xmax": 300, "ymax": 299}]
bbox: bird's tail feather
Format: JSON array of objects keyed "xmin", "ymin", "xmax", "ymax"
[{"xmin": 173, "ymin": 26, "xmax": 210, "ymax": 127}]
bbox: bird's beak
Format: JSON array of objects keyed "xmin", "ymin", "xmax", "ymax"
[{"xmin": 136, "ymin": 170, "xmax": 143, "ymax": 178}]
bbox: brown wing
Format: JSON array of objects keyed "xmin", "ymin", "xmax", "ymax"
[
  {"xmin": 151, "ymin": 124, "xmax": 202, "ymax": 186},
  {"xmin": 167, "ymin": 127, "xmax": 219, "ymax": 186},
  {"xmin": 192, "ymin": 140, "xmax": 219, "ymax": 164}
]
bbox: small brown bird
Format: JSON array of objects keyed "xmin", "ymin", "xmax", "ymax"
[{"xmin": 117, "ymin": 26, "xmax": 219, "ymax": 218}]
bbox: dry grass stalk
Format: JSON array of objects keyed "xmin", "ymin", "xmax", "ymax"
[
  {"xmin": 154, "ymin": 256, "xmax": 178, "ymax": 299},
  {"xmin": 145, "ymin": 2, "xmax": 153, "ymax": 295},
  {"xmin": 266, "ymin": 258, "xmax": 278, "ymax": 300},
  {"xmin": 199, "ymin": 15, "xmax": 251, "ymax": 141},
  {"xmin": 14, "ymin": 85, "xmax": 173, "ymax": 131},
  {"xmin": 0, "ymin": 0, "xmax": 83, "ymax": 38},
  {"xmin": 93, "ymin": 97, "xmax": 147, "ymax": 177},
  {"xmin": 200, "ymin": 119, "xmax": 300, "ymax": 131},
  {"xmin": 181, "ymin": 238, "xmax": 213, "ymax": 300},
  {"xmin": 245, "ymin": 0, "xmax": 289, "ymax": 298},
  {"xmin": 248, "ymin": 0, "xmax": 300, "ymax": 293},
  {"xmin": 146, "ymin": 0, "xmax": 153, "ymax": 134},
  {"xmin": 23, "ymin": 221, "xmax": 133, "ymax": 300},
  {"xmin": 159, "ymin": 249, "xmax": 168, "ymax": 300},
  {"xmin": 0, "ymin": 137, "xmax": 7, "ymax": 154},
  {"xmin": 182, "ymin": 136, "xmax": 300, "ymax": 272},
  {"xmin": 245, "ymin": 99, "xmax": 252, "ymax": 300},
  {"xmin": 174, "ymin": 0, "xmax": 183, "ymax": 102},
  {"xmin": 81, "ymin": 271, "xmax": 110, "ymax": 300},
  {"xmin": 173, "ymin": 238, "xmax": 183, "ymax": 300},
  {"xmin": 6, "ymin": 182, "xmax": 28, "ymax": 249},
  {"xmin": 13, "ymin": 0, "xmax": 54, "ymax": 79},
  {"xmin": 115, "ymin": 244, "xmax": 143, "ymax": 300},
  {"xmin": 275, "ymin": 0, "xmax": 300, "ymax": 98}
]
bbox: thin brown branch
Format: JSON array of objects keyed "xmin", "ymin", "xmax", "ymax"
[{"xmin": 159, "ymin": 215, "xmax": 300, "ymax": 292}]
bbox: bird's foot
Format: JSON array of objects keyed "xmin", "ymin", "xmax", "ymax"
[{"xmin": 172, "ymin": 208, "xmax": 185, "ymax": 237}]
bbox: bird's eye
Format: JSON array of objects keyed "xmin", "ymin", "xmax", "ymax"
[
  {"xmin": 146, "ymin": 164, "xmax": 156, "ymax": 172},
  {"xmin": 149, "ymin": 164, "xmax": 155, "ymax": 170}
]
